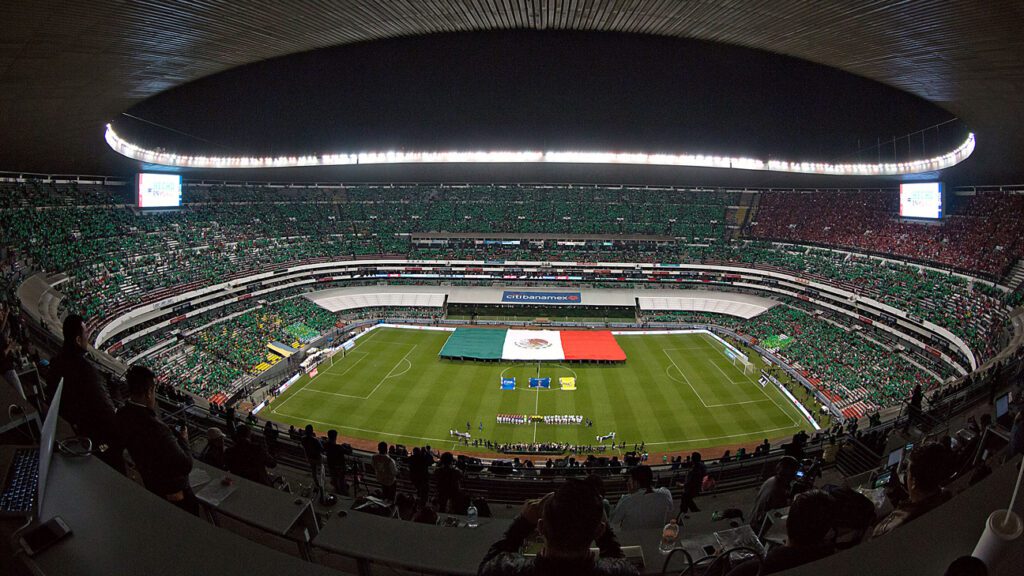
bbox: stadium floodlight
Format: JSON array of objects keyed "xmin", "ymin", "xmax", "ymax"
[{"xmin": 104, "ymin": 124, "xmax": 975, "ymax": 176}]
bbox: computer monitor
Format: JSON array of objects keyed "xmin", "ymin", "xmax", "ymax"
[
  {"xmin": 37, "ymin": 379, "xmax": 63, "ymax": 517},
  {"xmin": 995, "ymin": 394, "xmax": 1009, "ymax": 419}
]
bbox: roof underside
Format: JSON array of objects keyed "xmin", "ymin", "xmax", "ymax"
[{"xmin": 2, "ymin": 1, "xmax": 1023, "ymax": 183}]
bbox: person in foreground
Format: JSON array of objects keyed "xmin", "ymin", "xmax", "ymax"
[
  {"xmin": 725, "ymin": 489, "xmax": 836, "ymax": 576},
  {"xmin": 116, "ymin": 365, "xmax": 198, "ymax": 515},
  {"xmin": 477, "ymin": 480, "xmax": 638, "ymax": 576}
]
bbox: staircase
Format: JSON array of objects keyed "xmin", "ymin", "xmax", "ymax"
[{"xmin": 1002, "ymin": 257, "xmax": 1024, "ymax": 291}]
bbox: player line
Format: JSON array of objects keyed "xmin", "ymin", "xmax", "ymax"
[{"xmin": 662, "ymin": 349, "xmax": 711, "ymax": 408}]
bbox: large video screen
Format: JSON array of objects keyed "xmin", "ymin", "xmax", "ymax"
[
  {"xmin": 899, "ymin": 182, "xmax": 944, "ymax": 219},
  {"xmin": 137, "ymin": 173, "xmax": 182, "ymax": 208}
]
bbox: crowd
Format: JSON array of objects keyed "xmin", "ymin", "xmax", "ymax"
[{"xmin": 750, "ymin": 190, "xmax": 1024, "ymax": 277}]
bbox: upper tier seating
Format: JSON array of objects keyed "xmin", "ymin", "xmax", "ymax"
[{"xmin": 749, "ymin": 190, "xmax": 1024, "ymax": 277}]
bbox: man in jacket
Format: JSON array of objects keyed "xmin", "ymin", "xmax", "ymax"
[
  {"xmin": 116, "ymin": 365, "xmax": 198, "ymax": 515},
  {"xmin": 478, "ymin": 480, "xmax": 637, "ymax": 576}
]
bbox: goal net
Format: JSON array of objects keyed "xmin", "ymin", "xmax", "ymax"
[{"xmin": 732, "ymin": 355, "xmax": 755, "ymax": 376}]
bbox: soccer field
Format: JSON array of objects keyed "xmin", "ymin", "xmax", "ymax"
[{"xmin": 266, "ymin": 327, "xmax": 811, "ymax": 453}]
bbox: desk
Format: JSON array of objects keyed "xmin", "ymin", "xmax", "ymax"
[
  {"xmin": 192, "ymin": 460, "xmax": 318, "ymax": 558},
  {"xmin": 313, "ymin": 510, "xmax": 507, "ymax": 575},
  {"xmin": 312, "ymin": 511, "xmax": 716, "ymax": 576},
  {"xmin": 27, "ymin": 454, "xmax": 343, "ymax": 576}
]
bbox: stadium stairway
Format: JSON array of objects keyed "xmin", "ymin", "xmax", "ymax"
[
  {"xmin": 1003, "ymin": 257, "xmax": 1024, "ymax": 291},
  {"xmin": 834, "ymin": 436, "xmax": 883, "ymax": 477}
]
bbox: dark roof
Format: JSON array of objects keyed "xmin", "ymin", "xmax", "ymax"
[{"xmin": 3, "ymin": 1, "xmax": 1023, "ymax": 183}]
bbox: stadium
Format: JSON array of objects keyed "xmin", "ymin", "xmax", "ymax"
[{"xmin": 1, "ymin": 2, "xmax": 1023, "ymax": 575}]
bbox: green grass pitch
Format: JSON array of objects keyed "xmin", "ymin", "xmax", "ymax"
[{"xmin": 266, "ymin": 327, "xmax": 811, "ymax": 453}]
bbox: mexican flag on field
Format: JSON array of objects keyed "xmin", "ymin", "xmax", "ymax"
[{"xmin": 439, "ymin": 328, "xmax": 626, "ymax": 361}]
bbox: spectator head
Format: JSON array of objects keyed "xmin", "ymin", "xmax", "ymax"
[
  {"xmin": 413, "ymin": 504, "xmax": 438, "ymax": 525},
  {"xmin": 126, "ymin": 365, "xmax": 156, "ymax": 407},
  {"xmin": 944, "ymin": 556, "xmax": 987, "ymax": 576},
  {"xmin": 785, "ymin": 489, "xmax": 835, "ymax": 548},
  {"xmin": 538, "ymin": 481, "xmax": 606, "ymax": 553},
  {"xmin": 440, "ymin": 452, "xmax": 455, "ymax": 467},
  {"xmin": 776, "ymin": 456, "xmax": 800, "ymax": 480},
  {"xmin": 207, "ymin": 427, "xmax": 225, "ymax": 446},
  {"xmin": 304, "ymin": 424, "xmax": 314, "ymax": 437},
  {"xmin": 628, "ymin": 465, "xmax": 655, "ymax": 492},
  {"xmin": 691, "ymin": 451, "xmax": 702, "ymax": 463},
  {"xmin": 377, "ymin": 441, "xmax": 388, "ymax": 455},
  {"xmin": 327, "ymin": 429, "xmax": 338, "ymax": 443},
  {"xmin": 62, "ymin": 314, "xmax": 88, "ymax": 350},
  {"xmin": 583, "ymin": 474, "xmax": 606, "ymax": 498},
  {"xmin": 907, "ymin": 443, "xmax": 953, "ymax": 499}
]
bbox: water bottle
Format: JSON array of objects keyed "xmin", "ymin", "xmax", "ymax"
[
  {"xmin": 659, "ymin": 519, "xmax": 679, "ymax": 553},
  {"xmin": 467, "ymin": 502, "xmax": 478, "ymax": 528}
]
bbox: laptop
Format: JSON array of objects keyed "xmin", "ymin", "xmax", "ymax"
[{"xmin": 0, "ymin": 379, "xmax": 63, "ymax": 517}]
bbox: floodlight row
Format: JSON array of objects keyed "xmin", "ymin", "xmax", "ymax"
[{"xmin": 105, "ymin": 124, "xmax": 974, "ymax": 176}]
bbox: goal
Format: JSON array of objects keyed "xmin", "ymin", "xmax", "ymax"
[{"xmin": 732, "ymin": 355, "xmax": 756, "ymax": 376}]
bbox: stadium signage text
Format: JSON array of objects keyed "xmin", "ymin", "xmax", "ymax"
[{"xmin": 501, "ymin": 291, "xmax": 582, "ymax": 304}]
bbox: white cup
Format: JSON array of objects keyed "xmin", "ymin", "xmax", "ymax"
[{"xmin": 972, "ymin": 509, "xmax": 1023, "ymax": 569}]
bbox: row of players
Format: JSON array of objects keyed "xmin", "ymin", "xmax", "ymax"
[{"xmin": 494, "ymin": 414, "xmax": 587, "ymax": 425}]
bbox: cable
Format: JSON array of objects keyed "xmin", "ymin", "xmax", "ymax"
[{"xmin": 660, "ymin": 547, "xmax": 694, "ymax": 575}]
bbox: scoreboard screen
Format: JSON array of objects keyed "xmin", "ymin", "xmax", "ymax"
[
  {"xmin": 137, "ymin": 173, "xmax": 182, "ymax": 208},
  {"xmin": 899, "ymin": 182, "xmax": 944, "ymax": 219}
]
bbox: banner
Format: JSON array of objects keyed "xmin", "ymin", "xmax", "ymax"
[
  {"xmin": 501, "ymin": 377, "xmax": 516, "ymax": 390},
  {"xmin": 529, "ymin": 377, "xmax": 551, "ymax": 389},
  {"xmin": 501, "ymin": 291, "xmax": 582, "ymax": 304}
]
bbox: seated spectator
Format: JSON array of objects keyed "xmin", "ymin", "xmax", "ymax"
[
  {"xmin": 225, "ymin": 425, "xmax": 273, "ymax": 486},
  {"xmin": 372, "ymin": 441, "xmax": 399, "ymax": 502},
  {"xmin": 477, "ymin": 481, "xmax": 638, "ymax": 576},
  {"xmin": 726, "ymin": 490, "xmax": 836, "ymax": 576},
  {"xmin": 610, "ymin": 465, "xmax": 673, "ymax": 530},
  {"xmin": 702, "ymin": 474, "xmax": 717, "ymax": 494},
  {"xmin": 750, "ymin": 456, "xmax": 800, "ymax": 532},
  {"xmin": 201, "ymin": 427, "xmax": 226, "ymax": 469},
  {"xmin": 434, "ymin": 452, "xmax": 464, "ymax": 513},
  {"xmin": 872, "ymin": 443, "xmax": 953, "ymax": 538},
  {"xmin": 116, "ymin": 365, "xmax": 198, "ymax": 515}
]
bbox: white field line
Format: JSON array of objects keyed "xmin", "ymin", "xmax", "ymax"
[
  {"xmin": 363, "ymin": 344, "xmax": 418, "ymax": 399},
  {"xmin": 699, "ymin": 338, "xmax": 800, "ymax": 426},
  {"xmin": 664, "ymin": 363, "xmax": 771, "ymax": 408},
  {"xmin": 663, "ymin": 348, "xmax": 711, "ymax": 408}
]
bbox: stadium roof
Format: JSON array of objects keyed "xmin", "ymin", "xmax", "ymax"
[{"xmin": 3, "ymin": 1, "xmax": 1023, "ymax": 184}]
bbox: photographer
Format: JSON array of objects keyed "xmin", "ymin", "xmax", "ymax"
[{"xmin": 477, "ymin": 481, "xmax": 637, "ymax": 576}]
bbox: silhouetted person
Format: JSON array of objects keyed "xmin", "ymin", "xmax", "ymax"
[
  {"xmin": 47, "ymin": 314, "xmax": 122, "ymax": 471},
  {"xmin": 324, "ymin": 429, "xmax": 350, "ymax": 495},
  {"xmin": 726, "ymin": 490, "xmax": 837, "ymax": 575},
  {"xmin": 300, "ymin": 424, "xmax": 324, "ymax": 491},
  {"xmin": 679, "ymin": 451, "xmax": 706, "ymax": 513},
  {"xmin": 478, "ymin": 481, "xmax": 637, "ymax": 576},
  {"xmin": 225, "ymin": 425, "xmax": 272, "ymax": 485}
]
